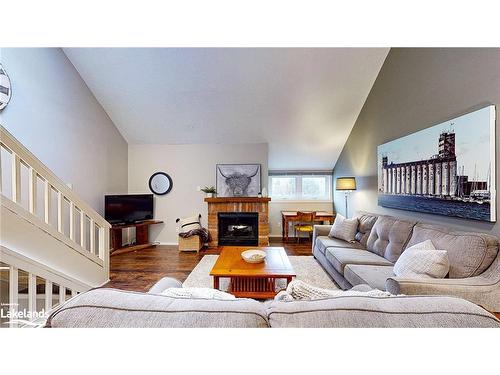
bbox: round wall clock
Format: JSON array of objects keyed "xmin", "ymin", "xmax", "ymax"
[
  {"xmin": 0, "ymin": 64, "xmax": 12, "ymax": 111},
  {"xmin": 149, "ymin": 172, "xmax": 173, "ymax": 195}
]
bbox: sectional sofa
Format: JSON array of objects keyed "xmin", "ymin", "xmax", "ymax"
[
  {"xmin": 44, "ymin": 284, "xmax": 499, "ymax": 328},
  {"xmin": 312, "ymin": 211, "xmax": 500, "ymax": 312}
]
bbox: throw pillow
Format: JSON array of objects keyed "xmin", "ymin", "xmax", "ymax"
[
  {"xmin": 329, "ymin": 214, "xmax": 358, "ymax": 242},
  {"xmin": 394, "ymin": 240, "xmax": 450, "ymax": 278},
  {"xmin": 177, "ymin": 215, "xmax": 202, "ymax": 233}
]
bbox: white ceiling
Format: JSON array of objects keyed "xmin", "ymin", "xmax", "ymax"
[{"xmin": 64, "ymin": 48, "xmax": 388, "ymax": 170}]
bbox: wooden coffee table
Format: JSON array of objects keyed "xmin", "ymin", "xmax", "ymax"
[{"xmin": 210, "ymin": 246, "xmax": 296, "ymax": 299}]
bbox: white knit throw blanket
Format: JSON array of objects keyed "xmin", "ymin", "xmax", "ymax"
[
  {"xmin": 275, "ymin": 280, "xmax": 393, "ymax": 302},
  {"xmin": 161, "ymin": 287, "xmax": 236, "ymax": 300}
]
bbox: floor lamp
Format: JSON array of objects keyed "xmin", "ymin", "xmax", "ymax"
[{"xmin": 336, "ymin": 177, "xmax": 356, "ymax": 218}]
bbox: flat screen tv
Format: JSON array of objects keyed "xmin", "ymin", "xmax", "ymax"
[{"xmin": 105, "ymin": 194, "xmax": 154, "ymax": 224}]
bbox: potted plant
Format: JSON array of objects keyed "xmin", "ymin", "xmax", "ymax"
[{"xmin": 201, "ymin": 186, "xmax": 217, "ymax": 198}]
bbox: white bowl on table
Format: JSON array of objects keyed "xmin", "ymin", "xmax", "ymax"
[{"xmin": 241, "ymin": 249, "xmax": 266, "ymax": 263}]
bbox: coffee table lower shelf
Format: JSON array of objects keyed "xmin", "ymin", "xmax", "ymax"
[{"xmin": 214, "ymin": 276, "xmax": 292, "ymax": 299}]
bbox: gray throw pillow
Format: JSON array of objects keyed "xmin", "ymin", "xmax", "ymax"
[
  {"xmin": 394, "ymin": 240, "xmax": 450, "ymax": 278},
  {"xmin": 328, "ymin": 214, "xmax": 358, "ymax": 242}
]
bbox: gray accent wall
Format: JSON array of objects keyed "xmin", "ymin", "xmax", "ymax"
[
  {"xmin": 333, "ymin": 48, "xmax": 500, "ymax": 235},
  {"xmin": 0, "ymin": 48, "xmax": 128, "ymax": 214}
]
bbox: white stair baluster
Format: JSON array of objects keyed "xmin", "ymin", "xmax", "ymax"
[
  {"xmin": 69, "ymin": 201, "xmax": 75, "ymax": 241},
  {"xmin": 11, "ymin": 153, "xmax": 21, "ymax": 203},
  {"xmin": 45, "ymin": 280, "xmax": 53, "ymax": 313},
  {"xmin": 28, "ymin": 273, "xmax": 37, "ymax": 313},
  {"xmin": 59, "ymin": 286, "xmax": 66, "ymax": 305},
  {"xmin": 9, "ymin": 266, "xmax": 18, "ymax": 328},
  {"xmin": 44, "ymin": 180, "xmax": 51, "ymax": 224},
  {"xmin": 89, "ymin": 218, "xmax": 95, "ymax": 254},
  {"xmin": 80, "ymin": 210, "xmax": 86, "ymax": 249},
  {"xmin": 57, "ymin": 191, "xmax": 63, "ymax": 233},
  {"xmin": 28, "ymin": 167, "xmax": 37, "ymax": 214}
]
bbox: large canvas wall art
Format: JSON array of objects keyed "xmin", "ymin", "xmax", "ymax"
[
  {"xmin": 216, "ymin": 164, "xmax": 261, "ymax": 197},
  {"xmin": 377, "ymin": 105, "xmax": 496, "ymax": 222}
]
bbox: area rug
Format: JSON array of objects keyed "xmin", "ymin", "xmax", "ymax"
[{"xmin": 182, "ymin": 255, "xmax": 338, "ymax": 292}]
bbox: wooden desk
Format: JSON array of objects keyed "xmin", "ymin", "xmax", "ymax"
[
  {"xmin": 281, "ymin": 211, "xmax": 335, "ymax": 241},
  {"xmin": 110, "ymin": 220, "xmax": 164, "ymax": 256}
]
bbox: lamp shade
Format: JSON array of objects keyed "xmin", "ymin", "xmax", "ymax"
[{"xmin": 336, "ymin": 177, "xmax": 356, "ymax": 191}]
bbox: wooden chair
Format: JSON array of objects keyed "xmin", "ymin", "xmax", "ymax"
[{"xmin": 294, "ymin": 211, "xmax": 316, "ymax": 243}]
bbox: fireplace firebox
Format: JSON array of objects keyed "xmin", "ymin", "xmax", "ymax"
[{"xmin": 218, "ymin": 212, "xmax": 259, "ymax": 246}]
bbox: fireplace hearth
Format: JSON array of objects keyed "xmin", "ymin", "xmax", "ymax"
[{"xmin": 218, "ymin": 212, "xmax": 259, "ymax": 246}]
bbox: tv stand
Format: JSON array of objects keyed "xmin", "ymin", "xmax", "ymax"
[{"xmin": 110, "ymin": 220, "xmax": 163, "ymax": 256}]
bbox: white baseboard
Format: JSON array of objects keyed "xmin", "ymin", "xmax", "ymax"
[{"xmin": 98, "ymin": 279, "xmax": 111, "ymax": 287}]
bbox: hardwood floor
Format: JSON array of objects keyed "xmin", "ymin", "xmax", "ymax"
[{"xmin": 104, "ymin": 238, "xmax": 313, "ymax": 292}]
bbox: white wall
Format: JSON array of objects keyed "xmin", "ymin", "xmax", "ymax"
[
  {"xmin": 0, "ymin": 48, "xmax": 128, "ymax": 214},
  {"xmin": 269, "ymin": 201, "xmax": 334, "ymax": 238},
  {"xmin": 128, "ymin": 143, "xmax": 269, "ymax": 244}
]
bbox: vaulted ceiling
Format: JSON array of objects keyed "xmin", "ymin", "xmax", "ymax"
[{"xmin": 64, "ymin": 48, "xmax": 388, "ymax": 169}]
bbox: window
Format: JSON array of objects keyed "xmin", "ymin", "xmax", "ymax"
[{"xmin": 269, "ymin": 172, "xmax": 332, "ymax": 201}]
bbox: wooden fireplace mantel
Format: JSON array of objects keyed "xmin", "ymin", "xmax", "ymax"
[
  {"xmin": 204, "ymin": 197, "xmax": 271, "ymax": 203},
  {"xmin": 205, "ymin": 196, "xmax": 271, "ymax": 247}
]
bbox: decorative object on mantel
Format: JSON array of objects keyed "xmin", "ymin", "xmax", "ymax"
[
  {"xmin": 216, "ymin": 163, "xmax": 261, "ymax": 197},
  {"xmin": 336, "ymin": 176, "xmax": 356, "ymax": 218},
  {"xmin": 200, "ymin": 186, "xmax": 217, "ymax": 198},
  {"xmin": 377, "ymin": 105, "xmax": 496, "ymax": 222},
  {"xmin": 148, "ymin": 172, "xmax": 173, "ymax": 195},
  {"xmin": 0, "ymin": 64, "xmax": 12, "ymax": 111},
  {"xmin": 262, "ymin": 187, "xmax": 268, "ymax": 197}
]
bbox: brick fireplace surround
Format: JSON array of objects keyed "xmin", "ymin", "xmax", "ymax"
[{"xmin": 205, "ymin": 197, "xmax": 271, "ymax": 247}]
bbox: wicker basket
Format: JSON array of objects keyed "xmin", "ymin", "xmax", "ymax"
[{"xmin": 178, "ymin": 235, "xmax": 203, "ymax": 252}]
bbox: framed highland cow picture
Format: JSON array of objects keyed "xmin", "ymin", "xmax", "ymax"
[
  {"xmin": 377, "ymin": 105, "xmax": 496, "ymax": 222},
  {"xmin": 216, "ymin": 164, "xmax": 261, "ymax": 197}
]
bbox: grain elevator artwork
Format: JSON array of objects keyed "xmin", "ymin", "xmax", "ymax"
[{"xmin": 377, "ymin": 106, "xmax": 496, "ymax": 222}]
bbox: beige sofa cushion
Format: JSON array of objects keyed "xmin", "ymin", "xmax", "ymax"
[
  {"xmin": 406, "ymin": 224, "xmax": 499, "ymax": 278},
  {"xmin": 344, "ymin": 264, "xmax": 395, "ymax": 290},
  {"xmin": 315, "ymin": 236, "xmax": 364, "ymax": 255},
  {"xmin": 325, "ymin": 247, "xmax": 393, "ymax": 275},
  {"xmin": 366, "ymin": 216, "xmax": 417, "ymax": 262}
]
